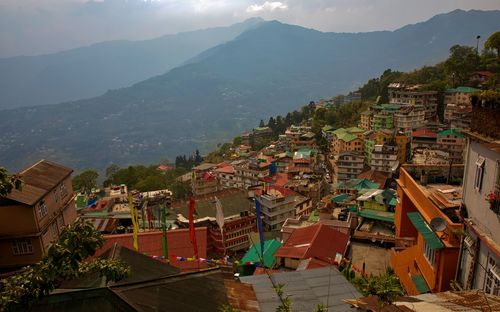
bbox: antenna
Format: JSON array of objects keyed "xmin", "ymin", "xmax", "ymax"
[{"xmin": 430, "ymin": 217, "xmax": 447, "ymax": 232}]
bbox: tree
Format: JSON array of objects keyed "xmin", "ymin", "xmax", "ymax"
[
  {"xmin": 72, "ymin": 169, "xmax": 99, "ymax": 193},
  {"xmin": 353, "ymin": 268, "xmax": 404, "ymax": 309},
  {"xmin": 485, "ymin": 31, "xmax": 500, "ymax": 59},
  {"xmin": 232, "ymin": 136, "xmax": 243, "ymax": 146},
  {"xmin": 0, "ymin": 219, "xmax": 129, "ymax": 310},
  {"xmin": 259, "ymin": 119, "xmax": 265, "ymax": 127},
  {"xmin": 0, "ymin": 167, "xmax": 22, "ymax": 197},
  {"xmin": 105, "ymin": 164, "xmax": 120, "ymax": 178},
  {"xmin": 444, "ymin": 45, "xmax": 477, "ymax": 86}
]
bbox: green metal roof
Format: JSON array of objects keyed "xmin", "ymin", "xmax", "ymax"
[
  {"xmin": 332, "ymin": 193, "xmax": 350, "ymax": 204},
  {"xmin": 336, "ymin": 179, "xmax": 381, "ymax": 191},
  {"xmin": 446, "ymin": 86, "xmax": 479, "ymax": 94},
  {"xmin": 358, "ymin": 209, "xmax": 395, "ymax": 223},
  {"xmin": 322, "ymin": 125, "xmax": 334, "ymax": 132},
  {"xmin": 389, "ymin": 197, "xmax": 397, "ymax": 206},
  {"xmin": 337, "ymin": 132, "xmax": 357, "ymax": 142},
  {"xmin": 412, "ymin": 274, "xmax": 430, "ymax": 293},
  {"xmin": 332, "ymin": 128, "xmax": 347, "ymax": 136},
  {"xmin": 437, "ymin": 128, "xmax": 464, "ymax": 138},
  {"xmin": 407, "ymin": 212, "xmax": 444, "ymax": 250},
  {"xmin": 240, "ymin": 239, "xmax": 282, "ymax": 268}
]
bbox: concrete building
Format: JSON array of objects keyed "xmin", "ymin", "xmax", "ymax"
[
  {"xmin": 457, "ymin": 97, "xmax": 500, "ymax": 295},
  {"xmin": 388, "ymin": 83, "xmax": 439, "ymax": 121},
  {"xmin": 331, "ymin": 128, "xmax": 364, "ymax": 155},
  {"xmin": 444, "ymin": 86, "xmax": 477, "ymax": 124},
  {"xmin": 208, "ymin": 212, "xmax": 256, "ymax": 256},
  {"xmin": 394, "ymin": 104, "xmax": 426, "ymax": 136},
  {"xmin": 332, "ymin": 152, "xmax": 365, "ymax": 186},
  {"xmin": 191, "ymin": 163, "xmax": 219, "ymax": 196},
  {"xmin": 258, "ymin": 186, "xmax": 297, "ymax": 231},
  {"xmin": 391, "ymin": 168, "xmax": 463, "ymax": 295},
  {"xmin": 359, "ymin": 110, "xmax": 373, "ymax": 131},
  {"xmin": 0, "ymin": 160, "xmax": 77, "ymax": 272},
  {"xmin": 370, "ymin": 144, "xmax": 399, "ymax": 174},
  {"xmin": 411, "ymin": 129, "xmax": 438, "ymax": 151},
  {"xmin": 436, "ymin": 129, "xmax": 465, "ymax": 163}
]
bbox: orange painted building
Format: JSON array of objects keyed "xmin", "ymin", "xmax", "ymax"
[{"xmin": 390, "ymin": 168, "xmax": 462, "ymax": 295}]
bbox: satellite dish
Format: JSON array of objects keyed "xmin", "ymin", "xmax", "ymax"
[{"xmin": 430, "ymin": 217, "xmax": 447, "ymax": 232}]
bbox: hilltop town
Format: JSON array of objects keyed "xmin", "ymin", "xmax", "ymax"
[{"xmin": 1, "ymin": 41, "xmax": 500, "ymax": 311}]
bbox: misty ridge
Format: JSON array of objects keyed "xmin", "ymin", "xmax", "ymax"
[{"xmin": 0, "ymin": 9, "xmax": 500, "ymax": 172}]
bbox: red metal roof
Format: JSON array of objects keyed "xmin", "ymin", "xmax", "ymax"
[
  {"xmin": 274, "ymin": 223, "xmax": 349, "ymax": 261},
  {"xmin": 97, "ymin": 228, "xmax": 208, "ymax": 271},
  {"xmin": 267, "ymin": 185, "xmax": 297, "ymax": 197},
  {"xmin": 412, "ymin": 129, "xmax": 437, "ymax": 138},
  {"xmin": 260, "ymin": 173, "xmax": 289, "ymax": 187},
  {"xmin": 214, "ymin": 165, "xmax": 235, "ymax": 174}
]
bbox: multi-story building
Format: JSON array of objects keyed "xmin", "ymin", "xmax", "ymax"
[
  {"xmin": 214, "ymin": 165, "xmax": 237, "ymax": 190},
  {"xmin": 394, "ymin": 104, "xmax": 426, "ymax": 136},
  {"xmin": 388, "ymin": 83, "xmax": 438, "ymax": 121},
  {"xmin": 395, "ymin": 133, "xmax": 410, "ymax": 164},
  {"xmin": 359, "ymin": 111, "xmax": 373, "ymax": 131},
  {"xmin": 372, "ymin": 111, "xmax": 394, "ymax": 131},
  {"xmin": 258, "ymin": 186, "xmax": 297, "ymax": 231},
  {"xmin": 208, "ymin": 212, "xmax": 256, "ymax": 256},
  {"xmin": 0, "ymin": 160, "xmax": 77, "ymax": 271},
  {"xmin": 390, "ymin": 168, "xmax": 463, "ymax": 295},
  {"xmin": 436, "ymin": 129, "xmax": 465, "ymax": 163},
  {"xmin": 332, "ymin": 152, "xmax": 365, "ymax": 186},
  {"xmin": 450, "ymin": 106, "xmax": 472, "ymax": 130},
  {"xmin": 370, "ymin": 144, "xmax": 399, "ymax": 174},
  {"xmin": 411, "ymin": 129, "xmax": 438, "ymax": 151},
  {"xmin": 456, "ymin": 96, "xmax": 500, "ymax": 295},
  {"xmin": 443, "ymin": 87, "xmax": 477, "ymax": 124},
  {"xmin": 331, "ymin": 128, "xmax": 364, "ymax": 155},
  {"xmin": 191, "ymin": 163, "xmax": 219, "ymax": 196}
]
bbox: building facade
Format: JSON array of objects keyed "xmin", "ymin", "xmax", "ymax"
[
  {"xmin": 258, "ymin": 186, "xmax": 297, "ymax": 231},
  {"xmin": 0, "ymin": 160, "xmax": 77, "ymax": 271},
  {"xmin": 457, "ymin": 97, "xmax": 500, "ymax": 295},
  {"xmin": 390, "ymin": 168, "xmax": 462, "ymax": 295},
  {"xmin": 370, "ymin": 144, "xmax": 399, "ymax": 174}
]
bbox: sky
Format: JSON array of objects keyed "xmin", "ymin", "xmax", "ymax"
[{"xmin": 1, "ymin": 0, "xmax": 500, "ymax": 58}]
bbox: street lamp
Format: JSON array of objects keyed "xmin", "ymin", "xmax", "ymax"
[{"xmin": 476, "ymin": 35, "xmax": 481, "ymax": 56}]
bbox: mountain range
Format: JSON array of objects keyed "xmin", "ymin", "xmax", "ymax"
[
  {"xmin": 1, "ymin": 9, "xmax": 500, "ymax": 172},
  {"xmin": 0, "ymin": 18, "xmax": 264, "ymax": 109}
]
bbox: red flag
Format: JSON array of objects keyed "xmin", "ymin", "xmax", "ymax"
[{"xmin": 188, "ymin": 197, "xmax": 199, "ymax": 259}]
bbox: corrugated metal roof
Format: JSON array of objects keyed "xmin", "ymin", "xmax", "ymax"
[
  {"xmin": 358, "ymin": 209, "xmax": 395, "ymax": 223},
  {"xmin": 240, "ymin": 266, "xmax": 361, "ymax": 312},
  {"xmin": 407, "ymin": 212, "xmax": 444, "ymax": 250},
  {"xmin": 241, "ymin": 239, "xmax": 282, "ymax": 268},
  {"xmin": 274, "ymin": 223, "xmax": 349, "ymax": 260},
  {"xmin": 5, "ymin": 160, "xmax": 72, "ymax": 205}
]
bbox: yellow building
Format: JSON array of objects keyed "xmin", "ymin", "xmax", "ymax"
[{"xmin": 395, "ymin": 133, "xmax": 410, "ymax": 164}]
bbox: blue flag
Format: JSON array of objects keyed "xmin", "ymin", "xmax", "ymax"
[{"xmin": 255, "ymin": 198, "xmax": 265, "ymax": 258}]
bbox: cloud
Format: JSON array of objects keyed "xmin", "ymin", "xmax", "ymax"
[{"xmin": 246, "ymin": 1, "xmax": 287, "ymax": 13}]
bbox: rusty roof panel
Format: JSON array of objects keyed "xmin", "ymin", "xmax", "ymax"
[{"xmin": 4, "ymin": 160, "xmax": 72, "ymax": 205}]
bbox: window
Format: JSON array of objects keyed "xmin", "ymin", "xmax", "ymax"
[
  {"xmin": 12, "ymin": 239, "xmax": 33, "ymax": 255},
  {"xmin": 60, "ymin": 183, "xmax": 68, "ymax": 198},
  {"xmin": 37, "ymin": 200, "xmax": 48, "ymax": 219},
  {"xmin": 485, "ymin": 257, "xmax": 499, "ymax": 296},
  {"xmin": 424, "ymin": 241, "xmax": 436, "ymax": 267},
  {"xmin": 474, "ymin": 156, "xmax": 485, "ymax": 191},
  {"xmin": 53, "ymin": 190, "xmax": 59, "ymax": 203}
]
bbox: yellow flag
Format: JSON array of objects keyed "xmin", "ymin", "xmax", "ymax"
[{"xmin": 129, "ymin": 194, "xmax": 139, "ymax": 250}]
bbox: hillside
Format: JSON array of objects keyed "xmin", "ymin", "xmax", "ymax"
[
  {"xmin": 1, "ymin": 9, "xmax": 500, "ymax": 171},
  {"xmin": 0, "ymin": 18, "xmax": 264, "ymax": 109}
]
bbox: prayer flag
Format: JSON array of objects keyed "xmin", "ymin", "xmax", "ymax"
[
  {"xmin": 189, "ymin": 197, "xmax": 199, "ymax": 259},
  {"xmin": 254, "ymin": 198, "xmax": 265, "ymax": 258}
]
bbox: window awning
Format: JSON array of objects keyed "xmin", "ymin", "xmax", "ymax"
[
  {"xmin": 476, "ymin": 156, "xmax": 485, "ymax": 167},
  {"xmin": 412, "ymin": 274, "xmax": 430, "ymax": 294},
  {"xmin": 407, "ymin": 212, "xmax": 444, "ymax": 250}
]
